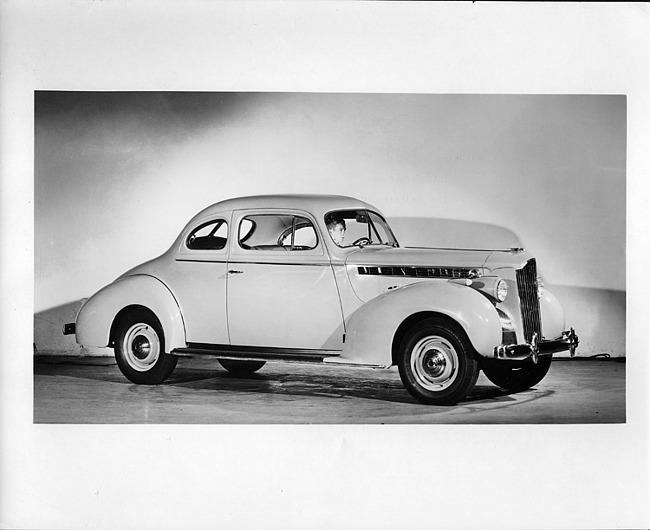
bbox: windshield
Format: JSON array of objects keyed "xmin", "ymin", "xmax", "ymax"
[{"xmin": 324, "ymin": 209, "xmax": 399, "ymax": 248}]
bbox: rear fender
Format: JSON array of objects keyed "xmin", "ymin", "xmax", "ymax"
[
  {"xmin": 328, "ymin": 281, "xmax": 502, "ymax": 367},
  {"xmin": 75, "ymin": 275, "xmax": 186, "ymax": 351}
]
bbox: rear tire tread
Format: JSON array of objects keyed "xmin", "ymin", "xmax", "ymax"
[{"xmin": 218, "ymin": 359, "xmax": 266, "ymax": 376}]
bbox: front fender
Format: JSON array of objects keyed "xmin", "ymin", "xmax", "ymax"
[
  {"xmin": 327, "ymin": 281, "xmax": 502, "ymax": 367},
  {"xmin": 75, "ymin": 275, "xmax": 186, "ymax": 351},
  {"xmin": 540, "ymin": 287, "xmax": 566, "ymax": 340}
]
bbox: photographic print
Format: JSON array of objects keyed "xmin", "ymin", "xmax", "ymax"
[{"xmin": 34, "ymin": 91, "xmax": 625, "ymax": 424}]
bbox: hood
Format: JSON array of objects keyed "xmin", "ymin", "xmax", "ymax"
[
  {"xmin": 345, "ymin": 246, "xmax": 494, "ymax": 270},
  {"xmin": 343, "ymin": 245, "xmax": 534, "ymax": 303},
  {"xmin": 482, "ymin": 248, "xmax": 534, "ymax": 273},
  {"xmin": 345, "ymin": 245, "xmax": 534, "ymax": 273}
]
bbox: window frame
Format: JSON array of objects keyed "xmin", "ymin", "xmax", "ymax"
[
  {"xmin": 323, "ymin": 208, "xmax": 399, "ymax": 248},
  {"xmin": 229, "ymin": 209, "xmax": 326, "ymax": 259},
  {"xmin": 185, "ymin": 218, "xmax": 229, "ymax": 251},
  {"xmin": 175, "ymin": 215, "xmax": 231, "ymax": 262},
  {"xmin": 237, "ymin": 213, "xmax": 320, "ymax": 252}
]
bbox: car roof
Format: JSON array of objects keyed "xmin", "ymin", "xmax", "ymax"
[{"xmin": 189, "ymin": 194, "xmax": 381, "ymax": 224}]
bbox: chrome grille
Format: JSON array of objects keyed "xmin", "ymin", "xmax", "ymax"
[{"xmin": 516, "ymin": 259, "xmax": 542, "ymax": 343}]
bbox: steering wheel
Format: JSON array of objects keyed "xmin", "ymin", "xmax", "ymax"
[{"xmin": 352, "ymin": 237, "xmax": 371, "ymax": 247}]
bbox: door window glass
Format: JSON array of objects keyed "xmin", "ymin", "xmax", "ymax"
[{"xmin": 239, "ymin": 214, "xmax": 318, "ymax": 251}]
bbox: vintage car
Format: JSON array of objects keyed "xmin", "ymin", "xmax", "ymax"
[{"xmin": 64, "ymin": 194, "xmax": 578, "ymax": 405}]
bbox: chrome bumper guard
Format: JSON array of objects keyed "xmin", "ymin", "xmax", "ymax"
[{"xmin": 493, "ymin": 328, "xmax": 579, "ymax": 364}]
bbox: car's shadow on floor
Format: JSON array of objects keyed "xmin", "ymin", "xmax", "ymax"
[
  {"xmin": 173, "ymin": 370, "xmax": 526, "ymax": 405},
  {"xmin": 34, "ymin": 357, "xmax": 523, "ymax": 406}
]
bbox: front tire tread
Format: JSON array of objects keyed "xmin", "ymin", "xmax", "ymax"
[{"xmin": 397, "ymin": 317, "xmax": 479, "ymax": 406}]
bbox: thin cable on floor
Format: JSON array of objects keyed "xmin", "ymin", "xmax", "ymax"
[{"xmin": 557, "ymin": 353, "xmax": 626, "ymax": 363}]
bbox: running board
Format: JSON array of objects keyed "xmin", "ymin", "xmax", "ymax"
[{"xmin": 171, "ymin": 343, "xmax": 342, "ymax": 364}]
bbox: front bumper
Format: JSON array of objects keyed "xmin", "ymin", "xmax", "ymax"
[{"xmin": 493, "ymin": 328, "xmax": 579, "ymax": 363}]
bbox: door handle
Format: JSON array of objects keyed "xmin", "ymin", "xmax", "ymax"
[{"xmin": 228, "ymin": 269, "xmax": 244, "ymax": 274}]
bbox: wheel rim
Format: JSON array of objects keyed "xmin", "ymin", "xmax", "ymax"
[
  {"xmin": 410, "ymin": 336, "xmax": 459, "ymax": 391},
  {"xmin": 122, "ymin": 323, "xmax": 161, "ymax": 372}
]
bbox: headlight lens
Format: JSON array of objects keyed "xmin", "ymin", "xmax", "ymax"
[
  {"xmin": 496, "ymin": 279, "xmax": 508, "ymax": 302},
  {"xmin": 537, "ymin": 276, "xmax": 544, "ymax": 299}
]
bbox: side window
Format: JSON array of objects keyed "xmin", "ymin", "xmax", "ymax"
[
  {"xmin": 325, "ymin": 210, "xmax": 398, "ymax": 247},
  {"xmin": 186, "ymin": 219, "xmax": 228, "ymax": 250},
  {"xmin": 239, "ymin": 214, "xmax": 318, "ymax": 251}
]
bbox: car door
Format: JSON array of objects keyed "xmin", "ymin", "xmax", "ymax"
[{"xmin": 227, "ymin": 209, "xmax": 345, "ymax": 351}]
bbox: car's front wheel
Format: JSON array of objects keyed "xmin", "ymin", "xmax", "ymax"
[
  {"xmin": 218, "ymin": 359, "xmax": 266, "ymax": 375},
  {"xmin": 397, "ymin": 317, "xmax": 479, "ymax": 405},
  {"xmin": 114, "ymin": 309, "xmax": 178, "ymax": 384},
  {"xmin": 481, "ymin": 356, "xmax": 553, "ymax": 391}
]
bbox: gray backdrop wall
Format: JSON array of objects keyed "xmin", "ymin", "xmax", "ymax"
[{"xmin": 34, "ymin": 92, "xmax": 626, "ymax": 357}]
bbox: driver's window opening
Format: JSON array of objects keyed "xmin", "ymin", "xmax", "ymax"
[
  {"xmin": 239, "ymin": 214, "xmax": 318, "ymax": 251},
  {"xmin": 325, "ymin": 210, "xmax": 398, "ymax": 248}
]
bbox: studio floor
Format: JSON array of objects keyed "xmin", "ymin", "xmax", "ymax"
[{"xmin": 33, "ymin": 355, "xmax": 626, "ymax": 424}]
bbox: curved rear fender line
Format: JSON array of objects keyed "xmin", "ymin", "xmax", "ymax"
[
  {"xmin": 540, "ymin": 288, "xmax": 566, "ymax": 340},
  {"xmin": 75, "ymin": 275, "xmax": 186, "ymax": 351},
  {"xmin": 332, "ymin": 281, "xmax": 502, "ymax": 367}
]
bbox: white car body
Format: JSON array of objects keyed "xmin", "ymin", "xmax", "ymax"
[{"xmin": 69, "ymin": 194, "xmax": 578, "ymax": 405}]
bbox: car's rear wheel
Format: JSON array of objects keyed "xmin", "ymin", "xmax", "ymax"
[
  {"xmin": 218, "ymin": 359, "xmax": 266, "ymax": 375},
  {"xmin": 397, "ymin": 317, "xmax": 479, "ymax": 405},
  {"xmin": 481, "ymin": 355, "xmax": 553, "ymax": 391},
  {"xmin": 114, "ymin": 309, "xmax": 178, "ymax": 384}
]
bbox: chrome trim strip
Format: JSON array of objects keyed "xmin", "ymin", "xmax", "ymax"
[
  {"xmin": 175, "ymin": 259, "xmax": 330, "ymax": 266},
  {"xmin": 404, "ymin": 246, "xmax": 525, "ymax": 253},
  {"xmin": 175, "ymin": 259, "xmax": 228, "ymax": 263},
  {"xmin": 226, "ymin": 261, "xmax": 331, "ymax": 267},
  {"xmin": 357, "ymin": 265, "xmax": 473, "ymax": 279}
]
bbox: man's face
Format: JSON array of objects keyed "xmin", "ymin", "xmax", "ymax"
[{"xmin": 329, "ymin": 224, "xmax": 345, "ymax": 245}]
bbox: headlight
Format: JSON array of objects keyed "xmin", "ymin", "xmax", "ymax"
[
  {"xmin": 496, "ymin": 279, "xmax": 508, "ymax": 302},
  {"xmin": 537, "ymin": 276, "xmax": 544, "ymax": 299}
]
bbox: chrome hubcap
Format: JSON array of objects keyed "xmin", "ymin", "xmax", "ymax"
[
  {"xmin": 423, "ymin": 350, "xmax": 447, "ymax": 376},
  {"xmin": 411, "ymin": 336, "xmax": 458, "ymax": 391},
  {"xmin": 123, "ymin": 323, "xmax": 160, "ymax": 372},
  {"xmin": 132, "ymin": 335, "xmax": 151, "ymax": 359}
]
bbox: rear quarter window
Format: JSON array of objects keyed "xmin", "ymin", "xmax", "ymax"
[{"xmin": 186, "ymin": 220, "xmax": 228, "ymax": 250}]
